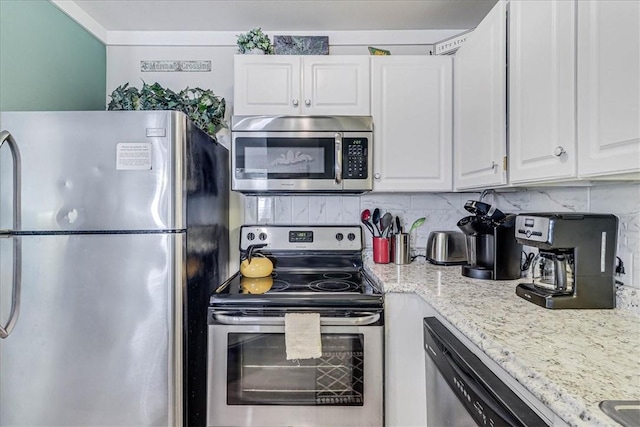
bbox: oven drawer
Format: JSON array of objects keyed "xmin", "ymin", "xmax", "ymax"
[{"xmin": 207, "ymin": 323, "xmax": 383, "ymax": 427}]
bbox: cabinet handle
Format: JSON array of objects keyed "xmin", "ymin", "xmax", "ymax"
[
  {"xmin": 292, "ymin": 99, "xmax": 299, "ymax": 107},
  {"xmin": 491, "ymin": 161, "xmax": 498, "ymax": 170},
  {"xmin": 554, "ymin": 146, "xmax": 566, "ymax": 157},
  {"xmin": 304, "ymin": 99, "xmax": 311, "ymax": 107},
  {"xmin": 374, "ymin": 173, "xmax": 381, "ymax": 179}
]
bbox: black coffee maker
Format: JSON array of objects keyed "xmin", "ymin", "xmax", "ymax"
[{"xmin": 457, "ymin": 200, "xmax": 522, "ymax": 280}]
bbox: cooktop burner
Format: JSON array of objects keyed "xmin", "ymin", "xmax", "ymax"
[{"xmin": 309, "ymin": 279, "xmax": 359, "ymax": 292}]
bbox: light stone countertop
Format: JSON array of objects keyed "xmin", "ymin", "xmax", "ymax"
[{"xmin": 365, "ymin": 259, "xmax": 640, "ymax": 427}]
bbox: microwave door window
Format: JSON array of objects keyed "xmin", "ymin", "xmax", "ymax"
[{"xmin": 236, "ymin": 137, "xmax": 335, "ymax": 179}]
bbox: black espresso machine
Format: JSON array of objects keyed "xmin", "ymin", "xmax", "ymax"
[
  {"xmin": 456, "ymin": 200, "xmax": 522, "ymax": 280},
  {"xmin": 514, "ymin": 213, "xmax": 618, "ymax": 309}
]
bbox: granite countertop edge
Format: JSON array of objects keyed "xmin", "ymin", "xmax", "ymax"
[{"xmin": 364, "ymin": 260, "xmax": 640, "ymax": 427}]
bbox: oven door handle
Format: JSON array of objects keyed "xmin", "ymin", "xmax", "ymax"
[{"xmin": 212, "ymin": 312, "xmax": 380, "ymax": 326}]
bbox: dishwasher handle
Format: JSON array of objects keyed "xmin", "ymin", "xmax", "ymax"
[
  {"xmin": 441, "ymin": 345, "xmax": 520, "ymax": 425},
  {"xmin": 213, "ymin": 311, "xmax": 380, "ymax": 326}
]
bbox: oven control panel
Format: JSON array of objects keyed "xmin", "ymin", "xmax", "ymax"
[{"xmin": 240, "ymin": 225, "xmax": 363, "ymax": 251}]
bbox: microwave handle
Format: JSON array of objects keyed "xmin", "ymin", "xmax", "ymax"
[{"xmin": 334, "ymin": 132, "xmax": 342, "ymax": 184}]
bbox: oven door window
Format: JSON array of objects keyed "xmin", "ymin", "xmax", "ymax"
[
  {"xmin": 235, "ymin": 137, "xmax": 335, "ymax": 179},
  {"xmin": 227, "ymin": 333, "xmax": 364, "ymax": 406}
]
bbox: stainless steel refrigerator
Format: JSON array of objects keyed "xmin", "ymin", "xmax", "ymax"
[{"xmin": 0, "ymin": 111, "xmax": 229, "ymax": 427}]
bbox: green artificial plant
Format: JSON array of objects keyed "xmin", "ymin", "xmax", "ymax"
[
  {"xmin": 107, "ymin": 82, "xmax": 226, "ymax": 137},
  {"xmin": 236, "ymin": 27, "xmax": 274, "ymax": 54}
]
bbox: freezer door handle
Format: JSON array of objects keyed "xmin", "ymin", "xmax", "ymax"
[
  {"xmin": 0, "ymin": 130, "xmax": 22, "ymax": 230},
  {"xmin": 0, "ymin": 130, "xmax": 22, "ymax": 339}
]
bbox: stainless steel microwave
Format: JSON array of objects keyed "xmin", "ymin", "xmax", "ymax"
[{"xmin": 231, "ymin": 116, "xmax": 373, "ymax": 194}]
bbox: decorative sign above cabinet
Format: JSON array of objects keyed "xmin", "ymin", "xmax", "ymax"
[
  {"xmin": 140, "ymin": 60, "xmax": 211, "ymax": 72},
  {"xmin": 433, "ymin": 29, "xmax": 474, "ymax": 55}
]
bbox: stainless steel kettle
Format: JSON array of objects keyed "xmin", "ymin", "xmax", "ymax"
[{"xmin": 530, "ymin": 252, "xmax": 574, "ymax": 293}]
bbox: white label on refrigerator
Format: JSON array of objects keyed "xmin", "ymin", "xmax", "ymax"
[{"xmin": 116, "ymin": 143, "xmax": 152, "ymax": 170}]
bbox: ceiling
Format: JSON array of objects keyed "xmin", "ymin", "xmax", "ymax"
[{"xmin": 63, "ymin": 0, "xmax": 498, "ymax": 32}]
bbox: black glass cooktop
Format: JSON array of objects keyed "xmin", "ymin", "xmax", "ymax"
[{"xmin": 210, "ymin": 268, "xmax": 383, "ymax": 310}]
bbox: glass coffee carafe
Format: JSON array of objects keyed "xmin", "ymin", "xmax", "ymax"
[{"xmin": 530, "ymin": 251, "xmax": 574, "ymax": 293}]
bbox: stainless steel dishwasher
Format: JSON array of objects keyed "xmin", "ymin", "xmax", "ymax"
[{"xmin": 423, "ymin": 317, "xmax": 548, "ymax": 426}]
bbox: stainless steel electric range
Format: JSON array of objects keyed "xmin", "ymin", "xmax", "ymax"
[{"xmin": 207, "ymin": 225, "xmax": 384, "ymax": 427}]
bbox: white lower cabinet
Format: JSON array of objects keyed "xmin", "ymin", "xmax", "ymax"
[
  {"xmin": 371, "ymin": 56, "xmax": 453, "ymax": 192},
  {"xmin": 577, "ymin": 0, "xmax": 640, "ymax": 178},
  {"xmin": 384, "ymin": 293, "xmax": 436, "ymax": 427}
]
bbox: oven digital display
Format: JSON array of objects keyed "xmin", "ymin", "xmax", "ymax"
[
  {"xmin": 289, "ymin": 231, "xmax": 313, "ymax": 243},
  {"xmin": 524, "ymin": 218, "xmax": 535, "ymax": 227}
]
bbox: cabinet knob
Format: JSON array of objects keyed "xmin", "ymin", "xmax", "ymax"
[
  {"xmin": 374, "ymin": 173, "xmax": 381, "ymax": 179},
  {"xmin": 304, "ymin": 99, "xmax": 311, "ymax": 107},
  {"xmin": 292, "ymin": 99, "xmax": 299, "ymax": 107},
  {"xmin": 491, "ymin": 161, "xmax": 498, "ymax": 170},
  {"xmin": 554, "ymin": 146, "xmax": 566, "ymax": 157}
]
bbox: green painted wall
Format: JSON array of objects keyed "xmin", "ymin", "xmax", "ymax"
[{"xmin": 0, "ymin": 0, "xmax": 106, "ymax": 111}]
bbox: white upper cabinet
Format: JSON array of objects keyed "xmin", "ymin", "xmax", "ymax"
[
  {"xmin": 233, "ymin": 55, "xmax": 370, "ymax": 116},
  {"xmin": 577, "ymin": 0, "xmax": 640, "ymax": 178},
  {"xmin": 454, "ymin": 0, "xmax": 508, "ymax": 190},
  {"xmin": 371, "ymin": 56, "xmax": 453, "ymax": 192},
  {"xmin": 508, "ymin": 0, "xmax": 577, "ymax": 184}
]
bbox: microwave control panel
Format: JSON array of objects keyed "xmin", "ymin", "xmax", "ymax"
[{"xmin": 344, "ymin": 138, "xmax": 368, "ymax": 179}]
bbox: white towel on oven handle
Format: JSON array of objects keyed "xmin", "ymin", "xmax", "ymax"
[{"xmin": 284, "ymin": 313, "xmax": 322, "ymax": 360}]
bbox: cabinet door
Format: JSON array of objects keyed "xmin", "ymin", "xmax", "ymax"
[
  {"xmin": 371, "ymin": 56, "xmax": 452, "ymax": 191},
  {"xmin": 577, "ymin": 0, "xmax": 640, "ymax": 177},
  {"xmin": 454, "ymin": 0, "xmax": 508, "ymax": 190},
  {"xmin": 509, "ymin": 0, "xmax": 577, "ymax": 184},
  {"xmin": 384, "ymin": 293, "xmax": 436, "ymax": 427},
  {"xmin": 302, "ymin": 56, "xmax": 370, "ymax": 115},
  {"xmin": 233, "ymin": 55, "xmax": 301, "ymax": 115}
]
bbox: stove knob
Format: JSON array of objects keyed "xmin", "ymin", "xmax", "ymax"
[
  {"xmin": 347, "ymin": 233, "xmax": 356, "ymax": 241},
  {"xmin": 247, "ymin": 232, "xmax": 255, "ymax": 241},
  {"xmin": 258, "ymin": 232, "xmax": 267, "ymax": 241},
  {"xmin": 335, "ymin": 233, "xmax": 344, "ymax": 241}
]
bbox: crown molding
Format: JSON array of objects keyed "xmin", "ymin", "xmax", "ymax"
[{"xmin": 50, "ymin": 0, "xmax": 108, "ymax": 43}]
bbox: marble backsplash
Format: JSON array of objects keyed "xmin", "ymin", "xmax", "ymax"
[{"xmin": 242, "ymin": 182, "xmax": 640, "ymax": 288}]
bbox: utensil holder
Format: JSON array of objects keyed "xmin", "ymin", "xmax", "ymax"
[
  {"xmin": 373, "ymin": 237, "xmax": 390, "ymax": 264},
  {"xmin": 391, "ymin": 233, "xmax": 410, "ymax": 264}
]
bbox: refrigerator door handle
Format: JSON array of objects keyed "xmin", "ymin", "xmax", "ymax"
[
  {"xmin": 0, "ymin": 130, "xmax": 22, "ymax": 339},
  {"xmin": 0, "ymin": 237, "xmax": 21, "ymax": 339},
  {"xmin": 0, "ymin": 130, "xmax": 21, "ymax": 230}
]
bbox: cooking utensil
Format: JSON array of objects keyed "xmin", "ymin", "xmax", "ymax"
[
  {"xmin": 361, "ymin": 209, "xmax": 376, "ymax": 236},
  {"xmin": 409, "ymin": 217, "xmax": 426, "ymax": 234},
  {"xmin": 380, "ymin": 212, "xmax": 393, "ymax": 237},
  {"xmin": 395, "ymin": 216, "xmax": 402, "ymax": 234},
  {"xmin": 372, "ymin": 208, "xmax": 381, "ymax": 235}
]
